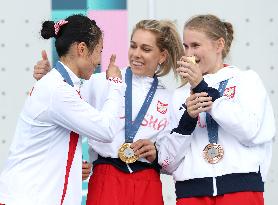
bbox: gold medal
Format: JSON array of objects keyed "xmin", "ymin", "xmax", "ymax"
[
  {"xmin": 118, "ymin": 143, "xmax": 139, "ymax": 164},
  {"xmin": 203, "ymin": 143, "xmax": 224, "ymax": 164}
]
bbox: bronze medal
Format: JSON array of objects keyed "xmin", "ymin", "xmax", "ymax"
[
  {"xmin": 118, "ymin": 143, "xmax": 139, "ymax": 164},
  {"xmin": 187, "ymin": 56, "xmax": 196, "ymax": 64},
  {"xmin": 203, "ymin": 143, "xmax": 224, "ymax": 164}
]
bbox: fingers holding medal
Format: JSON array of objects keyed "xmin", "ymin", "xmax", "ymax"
[{"xmin": 130, "ymin": 139, "xmax": 157, "ymax": 163}]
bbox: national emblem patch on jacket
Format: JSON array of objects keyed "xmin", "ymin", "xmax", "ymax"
[
  {"xmin": 224, "ymin": 86, "xmax": 236, "ymax": 99},
  {"xmin": 157, "ymin": 100, "xmax": 168, "ymax": 114}
]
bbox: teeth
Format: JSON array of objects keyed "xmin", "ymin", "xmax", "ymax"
[{"xmin": 132, "ymin": 61, "xmax": 143, "ymax": 66}]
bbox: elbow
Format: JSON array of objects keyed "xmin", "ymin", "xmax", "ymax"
[
  {"xmin": 104, "ymin": 132, "xmax": 114, "ymax": 143},
  {"xmin": 88, "ymin": 128, "xmax": 114, "ymax": 143},
  {"xmin": 236, "ymin": 123, "xmax": 270, "ymax": 147},
  {"xmin": 100, "ymin": 128, "xmax": 115, "ymax": 143},
  {"xmin": 98, "ymin": 118, "xmax": 120, "ymax": 143},
  {"xmin": 234, "ymin": 127, "xmax": 260, "ymax": 147}
]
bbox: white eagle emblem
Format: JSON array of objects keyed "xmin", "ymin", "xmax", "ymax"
[
  {"xmin": 224, "ymin": 86, "xmax": 236, "ymax": 99},
  {"xmin": 157, "ymin": 100, "xmax": 168, "ymax": 114}
]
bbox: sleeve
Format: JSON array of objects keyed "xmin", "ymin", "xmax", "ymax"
[
  {"xmin": 192, "ymin": 79, "xmax": 220, "ymax": 101},
  {"xmin": 48, "ymin": 80, "xmax": 125, "ymax": 143},
  {"xmin": 209, "ymin": 70, "xmax": 276, "ymax": 146},
  {"xmin": 81, "ymin": 72, "xmax": 109, "ymax": 109},
  {"xmin": 156, "ymin": 93, "xmax": 195, "ymax": 174}
]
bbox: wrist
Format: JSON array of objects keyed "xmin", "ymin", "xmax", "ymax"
[
  {"xmin": 107, "ymin": 77, "xmax": 123, "ymax": 83},
  {"xmin": 192, "ymin": 79, "xmax": 207, "ymax": 93}
]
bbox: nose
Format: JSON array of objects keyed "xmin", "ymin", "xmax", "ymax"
[
  {"xmin": 132, "ymin": 47, "xmax": 141, "ymax": 58},
  {"xmin": 186, "ymin": 47, "xmax": 195, "ymax": 57}
]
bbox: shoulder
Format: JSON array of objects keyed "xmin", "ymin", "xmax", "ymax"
[
  {"xmin": 28, "ymin": 69, "xmax": 65, "ymax": 106},
  {"xmin": 228, "ymin": 67, "xmax": 263, "ymax": 86},
  {"xmin": 240, "ymin": 69, "xmax": 261, "ymax": 81},
  {"xmin": 224, "ymin": 65, "xmax": 261, "ymax": 80},
  {"xmin": 35, "ymin": 69, "xmax": 62, "ymax": 91}
]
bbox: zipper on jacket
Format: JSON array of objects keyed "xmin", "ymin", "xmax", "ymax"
[
  {"xmin": 213, "ymin": 177, "xmax": 217, "ymax": 196},
  {"xmin": 127, "ymin": 164, "xmax": 133, "ymax": 173}
]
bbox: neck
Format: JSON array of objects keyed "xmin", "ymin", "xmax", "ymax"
[
  {"xmin": 60, "ymin": 56, "xmax": 80, "ymax": 78},
  {"xmin": 208, "ymin": 58, "xmax": 225, "ymax": 74},
  {"xmin": 212, "ymin": 63, "xmax": 224, "ymax": 74}
]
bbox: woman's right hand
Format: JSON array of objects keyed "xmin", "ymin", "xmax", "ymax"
[
  {"xmin": 33, "ymin": 50, "xmax": 51, "ymax": 80},
  {"xmin": 106, "ymin": 54, "xmax": 122, "ymax": 80},
  {"xmin": 177, "ymin": 56, "xmax": 203, "ymax": 88},
  {"xmin": 186, "ymin": 92, "xmax": 213, "ymax": 118}
]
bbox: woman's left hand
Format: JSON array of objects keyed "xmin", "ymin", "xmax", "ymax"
[
  {"xmin": 82, "ymin": 161, "xmax": 92, "ymax": 180},
  {"xmin": 177, "ymin": 56, "xmax": 203, "ymax": 88},
  {"xmin": 186, "ymin": 92, "xmax": 213, "ymax": 118},
  {"xmin": 106, "ymin": 54, "xmax": 122, "ymax": 79},
  {"xmin": 130, "ymin": 139, "xmax": 157, "ymax": 163}
]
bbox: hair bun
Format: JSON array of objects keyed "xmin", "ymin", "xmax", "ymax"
[
  {"xmin": 91, "ymin": 19, "xmax": 96, "ymax": 25},
  {"xmin": 41, "ymin": 21, "xmax": 56, "ymax": 39}
]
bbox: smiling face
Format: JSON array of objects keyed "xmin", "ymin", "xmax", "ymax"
[
  {"xmin": 128, "ymin": 29, "xmax": 166, "ymax": 77},
  {"xmin": 79, "ymin": 38, "xmax": 103, "ymax": 80},
  {"xmin": 183, "ymin": 28, "xmax": 224, "ymax": 75}
]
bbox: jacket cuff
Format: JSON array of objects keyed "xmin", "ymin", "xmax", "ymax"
[
  {"xmin": 192, "ymin": 79, "xmax": 208, "ymax": 93},
  {"xmin": 192, "ymin": 79, "xmax": 220, "ymax": 102},
  {"xmin": 151, "ymin": 142, "xmax": 162, "ymax": 170},
  {"xmin": 171, "ymin": 111, "xmax": 197, "ymax": 135}
]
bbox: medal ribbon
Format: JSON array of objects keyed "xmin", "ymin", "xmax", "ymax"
[
  {"xmin": 205, "ymin": 79, "xmax": 228, "ymax": 143},
  {"xmin": 125, "ymin": 67, "xmax": 158, "ymax": 143},
  {"xmin": 55, "ymin": 61, "xmax": 74, "ymax": 87}
]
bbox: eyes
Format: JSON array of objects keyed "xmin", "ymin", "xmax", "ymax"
[
  {"xmin": 183, "ymin": 43, "xmax": 200, "ymax": 49},
  {"xmin": 130, "ymin": 42, "xmax": 152, "ymax": 53}
]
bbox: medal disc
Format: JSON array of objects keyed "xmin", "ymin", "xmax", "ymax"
[
  {"xmin": 203, "ymin": 143, "xmax": 224, "ymax": 164},
  {"xmin": 118, "ymin": 143, "xmax": 139, "ymax": 163}
]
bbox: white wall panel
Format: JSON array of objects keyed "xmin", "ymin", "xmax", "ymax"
[{"xmin": 0, "ymin": 0, "xmax": 51, "ymax": 169}]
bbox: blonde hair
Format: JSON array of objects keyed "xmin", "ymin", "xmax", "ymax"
[
  {"xmin": 131, "ymin": 20, "xmax": 184, "ymax": 77},
  {"xmin": 184, "ymin": 14, "xmax": 234, "ymax": 59}
]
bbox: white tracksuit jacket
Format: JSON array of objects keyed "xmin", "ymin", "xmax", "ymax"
[
  {"xmin": 157, "ymin": 65, "xmax": 276, "ymax": 197},
  {"xmin": 81, "ymin": 68, "xmax": 172, "ymax": 170},
  {"xmin": 0, "ymin": 63, "xmax": 124, "ymax": 205}
]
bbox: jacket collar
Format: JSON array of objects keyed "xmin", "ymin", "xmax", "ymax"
[
  {"xmin": 203, "ymin": 65, "xmax": 239, "ymax": 85},
  {"xmin": 58, "ymin": 61, "xmax": 83, "ymax": 89}
]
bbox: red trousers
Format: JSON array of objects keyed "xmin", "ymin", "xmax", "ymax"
[
  {"xmin": 177, "ymin": 191, "xmax": 264, "ymax": 205},
  {"xmin": 86, "ymin": 164, "xmax": 163, "ymax": 205}
]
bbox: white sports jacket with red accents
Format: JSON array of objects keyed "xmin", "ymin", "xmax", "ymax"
[
  {"xmin": 0, "ymin": 63, "xmax": 124, "ymax": 205},
  {"xmin": 82, "ymin": 68, "xmax": 172, "ymax": 171},
  {"xmin": 157, "ymin": 66, "xmax": 275, "ymax": 196}
]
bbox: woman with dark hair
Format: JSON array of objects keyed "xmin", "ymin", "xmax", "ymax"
[{"xmin": 0, "ymin": 14, "xmax": 124, "ymax": 205}]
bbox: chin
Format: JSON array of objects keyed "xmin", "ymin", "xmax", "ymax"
[
  {"xmin": 130, "ymin": 67, "xmax": 144, "ymax": 76},
  {"xmin": 82, "ymin": 71, "xmax": 94, "ymax": 80},
  {"xmin": 83, "ymin": 76, "xmax": 91, "ymax": 80}
]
